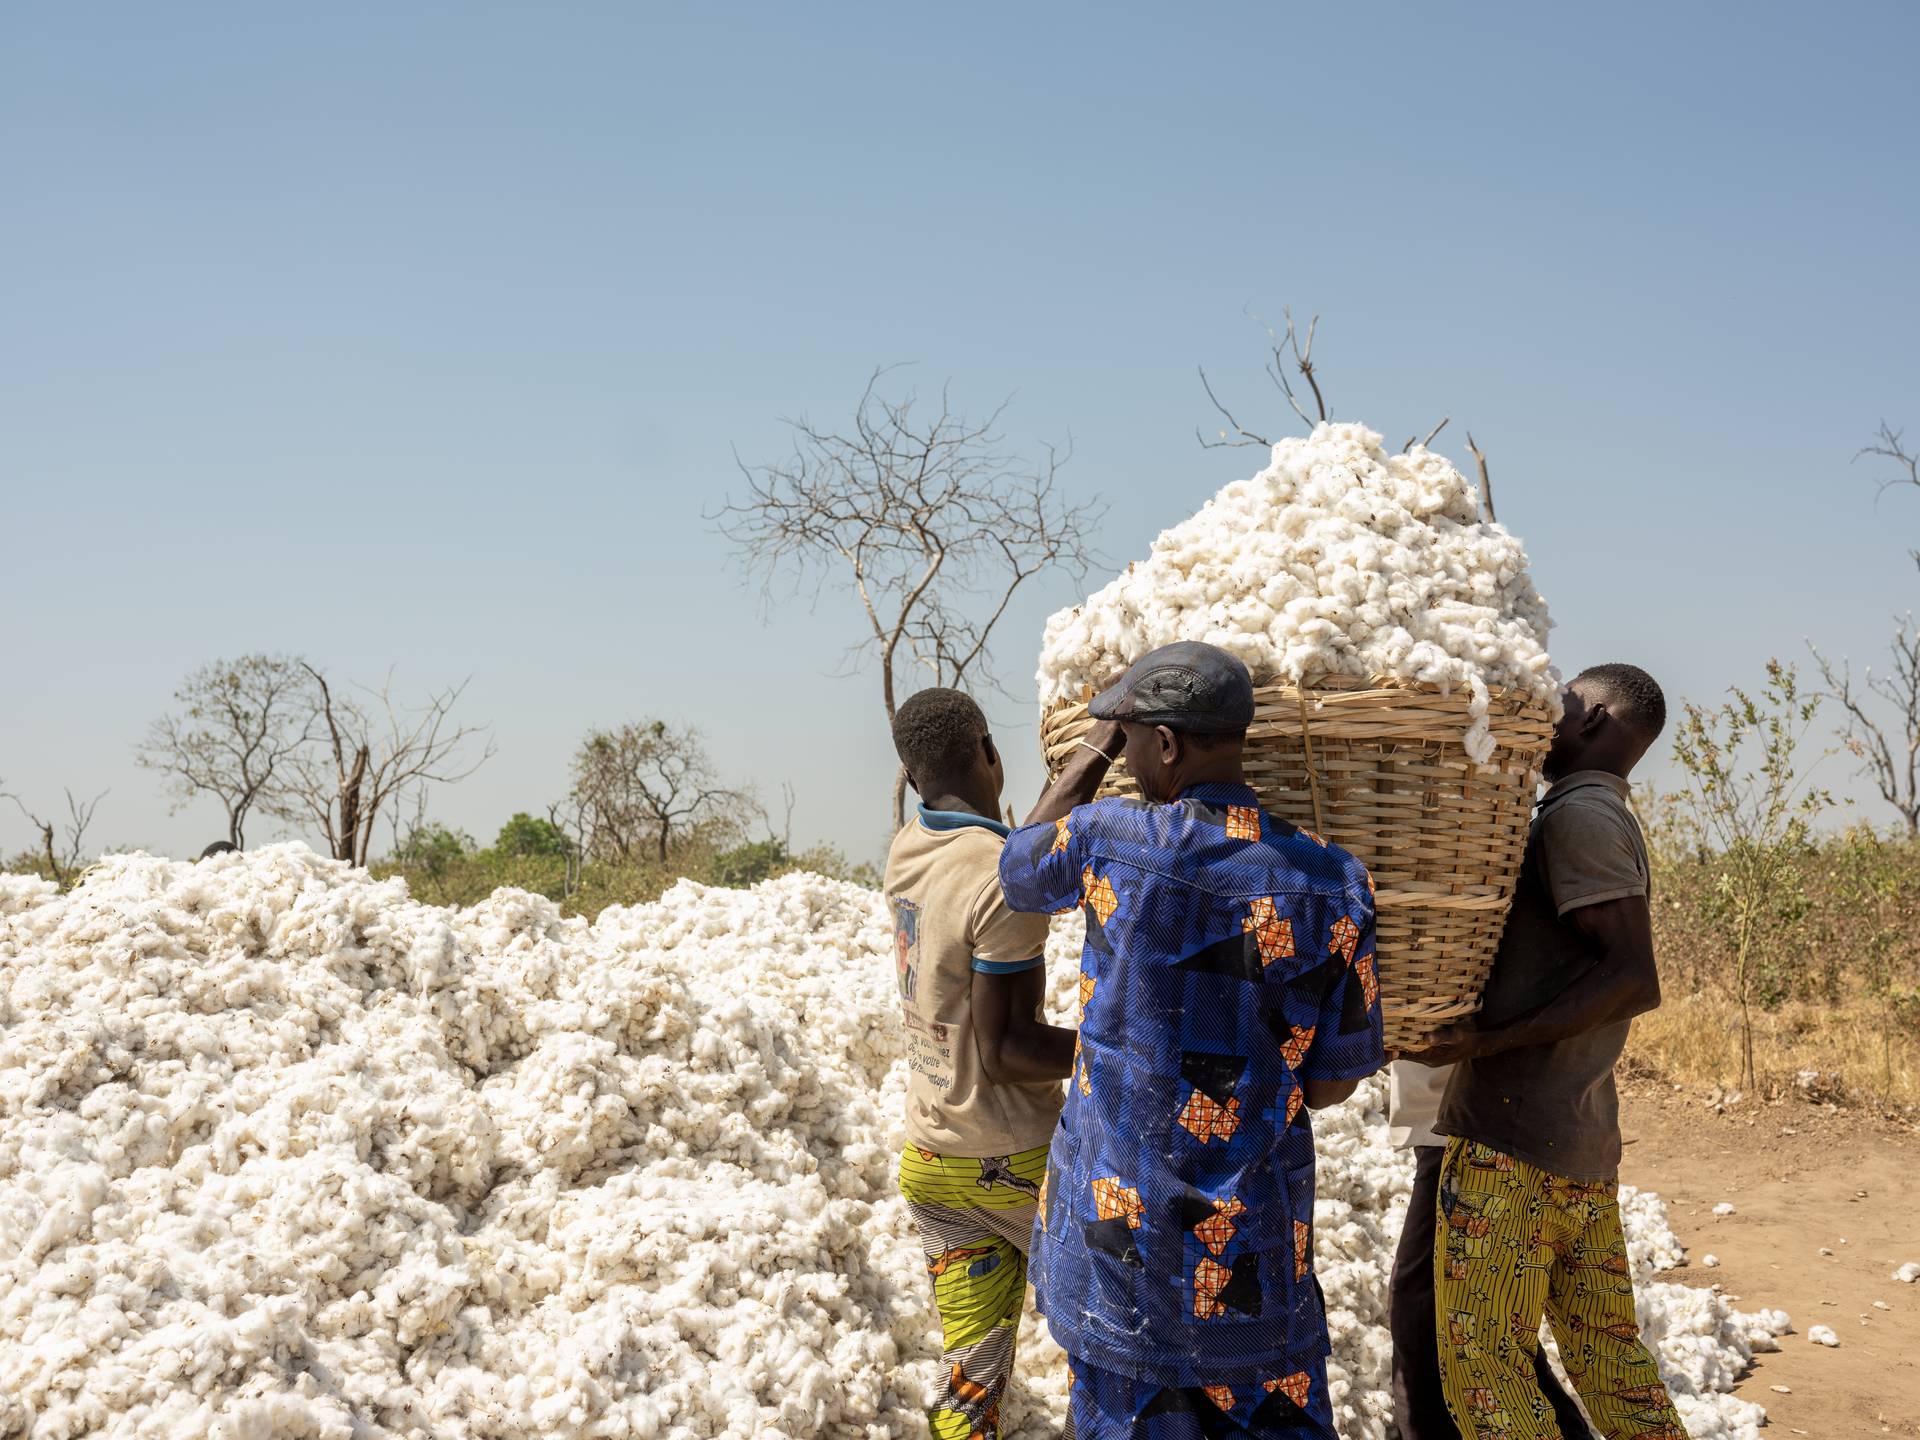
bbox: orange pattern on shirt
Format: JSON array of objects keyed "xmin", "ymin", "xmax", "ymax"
[
  {"xmin": 1193, "ymin": 1196, "xmax": 1247, "ymax": 1256},
  {"xmin": 1081, "ymin": 866, "xmax": 1118, "ymax": 926},
  {"xmin": 1264, "ymin": 1371, "xmax": 1313, "ymax": 1408},
  {"xmin": 1091, "ymin": 1176, "xmax": 1143, "ymax": 1228},
  {"xmin": 1177, "ymin": 1089, "xmax": 1242, "ymax": 1143},
  {"xmin": 1280, "ymin": 1024, "xmax": 1316, "ymax": 1069},
  {"xmin": 1224, "ymin": 805, "xmax": 1261, "ymax": 841},
  {"xmin": 1193, "ymin": 1257, "xmax": 1232, "ymax": 1319},
  {"xmin": 1329, "ymin": 915, "xmax": 1360, "ymax": 962},
  {"xmin": 1243, "ymin": 896, "xmax": 1295, "ymax": 968},
  {"xmin": 1294, "ymin": 1219, "xmax": 1312, "ymax": 1279}
]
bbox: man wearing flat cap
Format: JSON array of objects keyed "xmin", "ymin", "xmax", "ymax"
[{"xmin": 999, "ymin": 641, "xmax": 1386, "ymax": 1440}]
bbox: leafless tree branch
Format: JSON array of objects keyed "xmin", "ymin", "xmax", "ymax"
[
  {"xmin": 3, "ymin": 782, "xmax": 106, "ymax": 884},
  {"xmin": 564, "ymin": 720, "xmax": 758, "ymax": 865},
  {"xmin": 1194, "ymin": 305, "xmax": 1335, "ymax": 454},
  {"xmin": 273, "ymin": 664, "xmax": 494, "ymax": 867},
  {"xmin": 1466, "ymin": 431, "xmax": 1497, "ymax": 524},
  {"xmin": 1857, "ymin": 421, "xmax": 1920, "ymax": 500},
  {"xmin": 1251, "ymin": 307, "xmax": 1328, "ymax": 428},
  {"xmin": 716, "ymin": 368, "xmax": 1104, "ymax": 828},
  {"xmin": 136, "ymin": 655, "xmax": 314, "ymax": 848},
  {"xmin": 1197, "ymin": 367, "xmax": 1272, "ymax": 450},
  {"xmin": 1809, "ymin": 619, "xmax": 1920, "ymax": 836}
]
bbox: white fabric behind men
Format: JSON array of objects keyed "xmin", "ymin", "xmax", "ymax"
[{"xmin": 1387, "ymin": 1058, "xmax": 1453, "ymax": 1149}]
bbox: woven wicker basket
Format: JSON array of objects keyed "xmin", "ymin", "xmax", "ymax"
[{"xmin": 1039, "ymin": 675, "xmax": 1555, "ymax": 1052}]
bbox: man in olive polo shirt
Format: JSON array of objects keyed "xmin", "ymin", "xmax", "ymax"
[{"xmin": 1406, "ymin": 663, "xmax": 1687, "ymax": 1440}]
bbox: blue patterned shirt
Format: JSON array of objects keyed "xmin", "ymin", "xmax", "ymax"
[{"xmin": 999, "ymin": 782, "xmax": 1384, "ymax": 1386}]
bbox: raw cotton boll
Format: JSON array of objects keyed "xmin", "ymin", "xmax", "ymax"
[
  {"xmin": 1038, "ymin": 423, "xmax": 1559, "ymax": 752},
  {"xmin": 1, "ymin": 848, "xmax": 1785, "ymax": 1440}
]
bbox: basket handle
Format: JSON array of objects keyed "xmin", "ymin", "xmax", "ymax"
[{"xmin": 1295, "ymin": 687, "xmax": 1327, "ymax": 836}]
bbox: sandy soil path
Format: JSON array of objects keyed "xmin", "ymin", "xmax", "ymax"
[{"xmin": 1617, "ymin": 1082, "xmax": 1920, "ymax": 1438}]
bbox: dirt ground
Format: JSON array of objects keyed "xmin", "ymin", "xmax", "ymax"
[{"xmin": 1616, "ymin": 1077, "xmax": 1920, "ymax": 1438}]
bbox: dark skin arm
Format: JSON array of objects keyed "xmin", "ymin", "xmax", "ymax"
[
  {"xmin": 1022, "ymin": 719, "xmax": 1126, "ymax": 827},
  {"xmin": 1302, "ymin": 1076, "xmax": 1364, "ymax": 1109},
  {"xmin": 971, "ymin": 965, "xmax": 1078, "ymax": 1084},
  {"xmin": 1403, "ymin": 894, "xmax": 1661, "ymax": 1066}
]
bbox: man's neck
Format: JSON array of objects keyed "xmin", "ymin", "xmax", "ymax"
[
  {"xmin": 921, "ymin": 787, "xmax": 998, "ymax": 821},
  {"xmin": 1171, "ymin": 765, "xmax": 1247, "ymax": 798},
  {"xmin": 1182, "ymin": 760, "xmax": 1244, "ymax": 794},
  {"xmin": 1552, "ymin": 751, "xmax": 1637, "ymax": 785}
]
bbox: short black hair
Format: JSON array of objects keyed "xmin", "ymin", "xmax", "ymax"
[
  {"xmin": 198, "ymin": 840, "xmax": 239, "ymax": 860},
  {"xmin": 1577, "ymin": 663, "xmax": 1667, "ymax": 741},
  {"xmin": 892, "ymin": 688, "xmax": 989, "ymax": 784}
]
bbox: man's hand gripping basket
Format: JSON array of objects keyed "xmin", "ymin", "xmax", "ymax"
[{"xmin": 1040, "ymin": 675, "xmax": 1555, "ymax": 1052}]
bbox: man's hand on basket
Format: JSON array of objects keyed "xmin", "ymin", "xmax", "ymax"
[{"xmin": 1400, "ymin": 1022, "xmax": 1503, "ymax": 1067}]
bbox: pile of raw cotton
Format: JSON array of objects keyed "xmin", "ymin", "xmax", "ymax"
[
  {"xmin": 0, "ymin": 848, "xmax": 1786, "ymax": 1439},
  {"xmin": 1037, "ymin": 422, "xmax": 1558, "ymax": 762}
]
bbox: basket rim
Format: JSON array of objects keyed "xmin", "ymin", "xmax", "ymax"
[{"xmin": 1047, "ymin": 670, "xmax": 1556, "ymax": 709}]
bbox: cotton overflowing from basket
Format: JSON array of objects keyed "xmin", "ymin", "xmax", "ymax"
[
  {"xmin": 1036, "ymin": 422, "xmax": 1558, "ymax": 763},
  {"xmin": 0, "ymin": 849, "xmax": 1787, "ymax": 1439}
]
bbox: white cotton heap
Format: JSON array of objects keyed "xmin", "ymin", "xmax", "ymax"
[
  {"xmin": 0, "ymin": 850, "xmax": 1785, "ymax": 1440},
  {"xmin": 1035, "ymin": 422, "xmax": 1558, "ymax": 763}
]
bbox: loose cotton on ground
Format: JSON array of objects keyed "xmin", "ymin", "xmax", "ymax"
[
  {"xmin": 1, "ymin": 850, "xmax": 1784, "ymax": 1439},
  {"xmin": 1036, "ymin": 422, "xmax": 1558, "ymax": 761}
]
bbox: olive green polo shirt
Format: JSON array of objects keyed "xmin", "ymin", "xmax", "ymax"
[{"xmin": 1435, "ymin": 771, "xmax": 1651, "ymax": 1181}]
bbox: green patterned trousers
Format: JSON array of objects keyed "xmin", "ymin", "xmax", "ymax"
[{"xmin": 898, "ymin": 1142, "xmax": 1049, "ymax": 1440}]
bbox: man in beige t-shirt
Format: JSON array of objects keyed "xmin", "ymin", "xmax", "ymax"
[{"xmin": 884, "ymin": 688, "xmax": 1076, "ymax": 1440}]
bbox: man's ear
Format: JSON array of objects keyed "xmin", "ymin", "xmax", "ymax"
[
  {"xmin": 1582, "ymin": 701, "xmax": 1610, "ymax": 737},
  {"xmin": 902, "ymin": 767, "xmax": 924, "ymax": 798},
  {"xmin": 981, "ymin": 733, "xmax": 999, "ymax": 767},
  {"xmin": 1156, "ymin": 725, "xmax": 1180, "ymax": 764}
]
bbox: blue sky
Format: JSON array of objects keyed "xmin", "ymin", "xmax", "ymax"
[{"xmin": 4, "ymin": 2, "xmax": 1917, "ymax": 865}]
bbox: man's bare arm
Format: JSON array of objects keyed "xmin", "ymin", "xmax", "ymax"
[
  {"xmin": 1302, "ymin": 1076, "xmax": 1364, "ymax": 1110},
  {"xmin": 972, "ymin": 966, "xmax": 1078, "ymax": 1084},
  {"xmin": 1403, "ymin": 895, "xmax": 1660, "ymax": 1066},
  {"xmin": 1022, "ymin": 719, "xmax": 1125, "ymax": 827}
]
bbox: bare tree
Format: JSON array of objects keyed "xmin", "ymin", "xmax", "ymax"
[
  {"xmin": 1811, "ymin": 623, "xmax": 1920, "ymax": 836},
  {"xmin": 1807, "ymin": 422, "xmax": 1920, "ymax": 835},
  {"xmin": 1198, "ymin": 307, "xmax": 1330, "ymax": 450},
  {"xmin": 1857, "ymin": 420, "xmax": 1920, "ymax": 570},
  {"xmin": 275, "ymin": 665, "xmax": 494, "ymax": 867},
  {"xmin": 1859, "ymin": 420, "xmax": 1920, "ymax": 496},
  {"xmin": 136, "ymin": 655, "xmax": 313, "ymax": 847},
  {"xmin": 3, "ymin": 782, "xmax": 106, "ymax": 885},
  {"xmin": 565, "ymin": 719, "xmax": 755, "ymax": 864},
  {"xmin": 717, "ymin": 369, "xmax": 1104, "ymax": 826},
  {"xmin": 544, "ymin": 798, "xmax": 588, "ymax": 899}
]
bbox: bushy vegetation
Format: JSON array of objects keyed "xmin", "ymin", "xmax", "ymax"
[
  {"xmin": 373, "ymin": 814, "xmax": 878, "ymax": 916},
  {"xmin": 1634, "ymin": 813, "xmax": 1920, "ymax": 1110}
]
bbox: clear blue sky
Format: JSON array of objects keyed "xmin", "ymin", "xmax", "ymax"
[{"xmin": 5, "ymin": 2, "xmax": 1917, "ymax": 866}]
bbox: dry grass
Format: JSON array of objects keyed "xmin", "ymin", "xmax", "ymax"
[{"xmin": 1626, "ymin": 990, "xmax": 1920, "ymax": 1112}]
